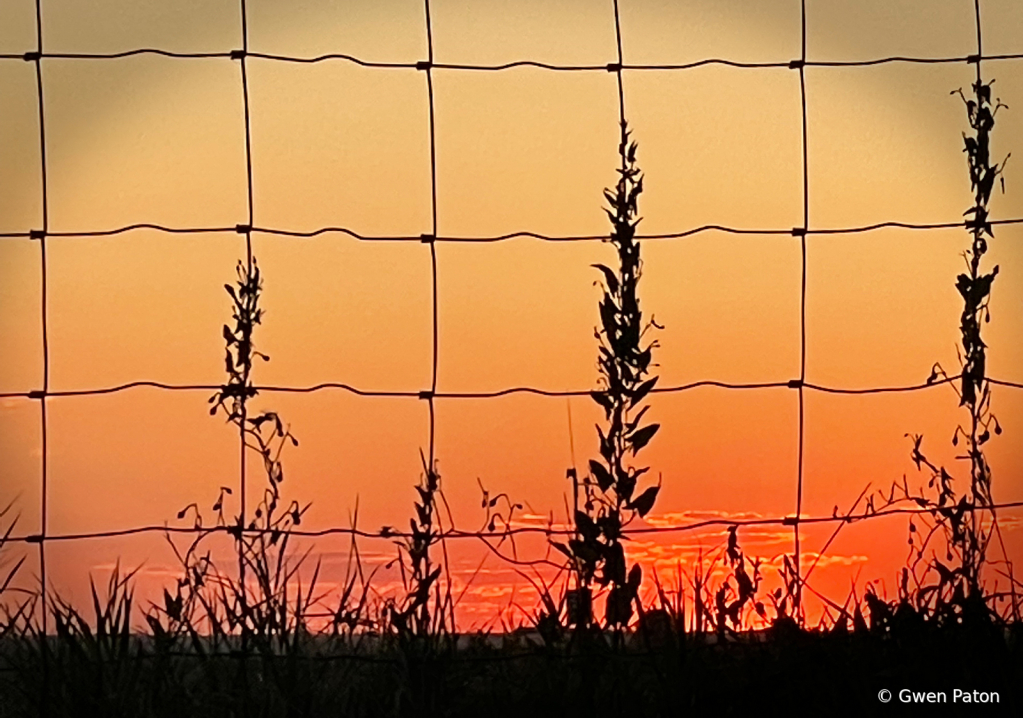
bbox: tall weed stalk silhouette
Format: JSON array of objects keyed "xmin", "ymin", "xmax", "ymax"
[
  {"xmin": 555, "ymin": 121, "xmax": 662, "ymax": 630},
  {"xmin": 876, "ymin": 76, "xmax": 1013, "ymax": 628},
  {"xmin": 151, "ymin": 258, "xmax": 316, "ymax": 648}
]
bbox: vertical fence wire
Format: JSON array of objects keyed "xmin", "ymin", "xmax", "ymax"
[
  {"xmin": 424, "ymin": 0, "xmax": 439, "ymax": 471},
  {"xmin": 30, "ymin": 0, "xmax": 50, "ymax": 712},
  {"xmin": 237, "ymin": 0, "xmax": 256, "ymax": 590},
  {"xmin": 794, "ymin": 0, "xmax": 809, "ymax": 615},
  {"xmin": 612, "ymin": 0, "xmax": 627, "ymax": 126},
  {"xmin": 974, "ymin": 1, "xmax": 984, "ymax": 87}
]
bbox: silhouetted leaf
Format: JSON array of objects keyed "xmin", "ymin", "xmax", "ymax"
[
  {"xmin": 627, "ymin": 562, "xmax": 642, "ymax": 592},
  {"xmin": 631, "ymin": 377, "xmax": 658, "ymax": 406},
  {"xmin": 727, "ymin": 525, "xmax": 740, "ymax": 564},
  {"xmin": 629, "ymin": 423, "xmax": 660, "ymax": 454},
  {"xmin": 599, "ymin": 297, "xmax": 618, "ymax": 337},
  {"xmin": 590, "ymin": 390, "xmax": 613, "ymax": 414},
  {"xmin": 591, "ymin": 263, "xmax": 619, "ymax": 295},
  {"xmin": 575, "ymin": 511, "xmax": 600, "ymax": 542},
  {"xmin": 551, "ymin": 541, "xmax": 573, "ymax": 560},
  {"xmin": 569, "ymin": 539, "xmax": 601, "ymax": 565},
  {"xmin": 628, "ymin": 486, "xmax": 659, "ymax": 518},
  {"xmin": 589, "ymin": 460, "xmax": 613, "ymax": 492}
]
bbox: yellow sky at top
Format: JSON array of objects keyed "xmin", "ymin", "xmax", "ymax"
[{"xmin": 0, "ymin": 0, "xmax": 1021, "ymax": 620}]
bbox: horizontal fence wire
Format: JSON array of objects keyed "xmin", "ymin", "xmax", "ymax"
[
  {"xmin": 7, "ymin": 500, "xmax": 1023, "ymax": 545},
  {"xmin": 1, "ymin": 50, "xmax": 1022, "ymax": 68},
  {"xmin": 3, "ymin": 218, "xmax": 1023, "ymax": 242},
  {"xmin": 3, "ymin": 374, "xmax": 1023, "ymax": 402}
]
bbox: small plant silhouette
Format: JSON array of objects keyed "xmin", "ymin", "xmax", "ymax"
[
  {"xmin": 712, "ymin": 527, "xmax": 765, "ymax": 635},
  {"xmin": 386, "ymin": 452, "xmax": 454, "ymax": 637},
  {"xmin": 555, "ymin": 121, "xmax": 662, "ymax": 629}
]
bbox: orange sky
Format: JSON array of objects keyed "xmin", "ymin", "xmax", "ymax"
[{"xmin": 1, "ymin": 0, "xmax": 1022, "ymax": 628}]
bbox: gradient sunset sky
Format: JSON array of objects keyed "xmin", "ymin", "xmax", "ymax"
[{"xmin": 1, "ymin": 0, "xmax": 1021, "ymax": 626}]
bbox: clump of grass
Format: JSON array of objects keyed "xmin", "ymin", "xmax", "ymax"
[
  {"xmin": 642, "ymin": 562, "xmax": 685, "ymax": 645},
  {"xmin": 46, "ymin": 564, "xmax": 145, "ymax": 710},
  {"xmin": 0, "ymin": 501, "xmax": 33, "ymax": 640},
  {"xmin": 659, "ymin": 531, "xmax": 778, "ymax": 639},
  {"xmin": 0, "ymin": 562, "xmax": 145, "ymax": 717},
  {"xmin": 554, "ymin": 121, "xmax": 662, "ymax": 631}
]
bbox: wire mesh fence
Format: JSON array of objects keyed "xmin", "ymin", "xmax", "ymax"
[{"xmin": 1, "ymin": 0, "xmax": 1022, "ymax": 640}]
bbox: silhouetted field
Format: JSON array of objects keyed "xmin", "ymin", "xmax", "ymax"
[{"xmin": 1, "ymin": 623, "xmax": 1021, "ymax": 716}]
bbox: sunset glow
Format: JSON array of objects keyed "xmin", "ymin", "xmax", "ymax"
[{"xmin": 1, "ymin": 0, "xmax": 1021, "ymax": 633}]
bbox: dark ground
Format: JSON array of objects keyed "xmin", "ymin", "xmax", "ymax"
[{"xmin": 1, "ymin": 624, "xmax": 1020, "ymax": 717}]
